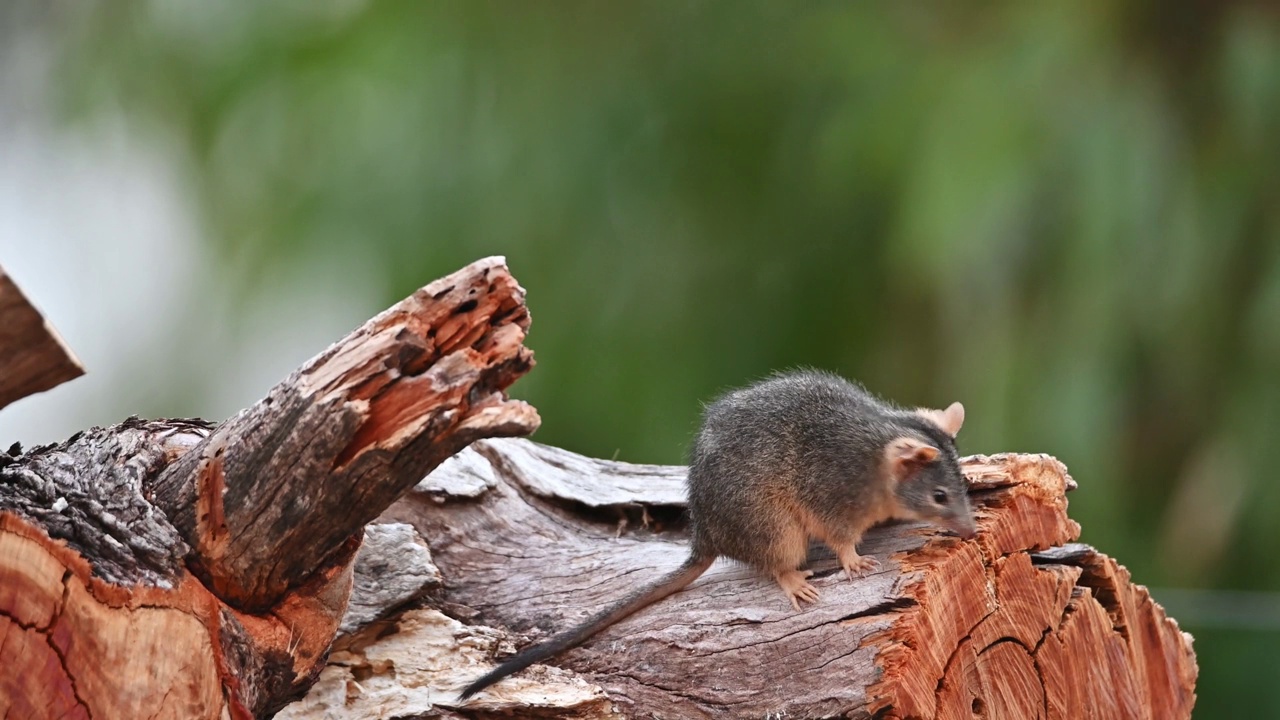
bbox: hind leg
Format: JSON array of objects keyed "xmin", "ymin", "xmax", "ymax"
[
  {"xmin": 762, "ymin": 518, "xmax": 820, "ymax": 611},
  {"xmin": 774, "ymin": 567, "xmax": 819, "ymax": 610},
  {"xmin": 710, "ymin": 496, "xmax": 818, "ymax": 611}
]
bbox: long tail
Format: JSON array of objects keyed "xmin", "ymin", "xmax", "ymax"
[{"xmin": 459, "ymin": 553, "xmax": 714, "ymax": 699}]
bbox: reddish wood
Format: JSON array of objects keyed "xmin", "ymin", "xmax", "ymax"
[
  {"xmin": 279, "ymin": 442, "xmax": 1198, "ymax": 720},
  {"xmin": 0, "ymin": 255, "xmax": 1197, "ymax": 718},
  {"xmin": 150, "ymin": 256, "xmax": 537, "ymax": 613},
  {"xmin": 0, "ymin": 267, "xmax": 83, "ymax": 410},
  {"xmin": 0, "ymin": 258, "xmax": 538, "ymax": 719}
]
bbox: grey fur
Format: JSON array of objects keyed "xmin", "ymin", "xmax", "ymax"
[
  {"xmin": 460, "ymin": 368, "xmax": 975, "ymax": 700},
  {"xmin": 688, "ymin": 369, "xmax": 976, "ymax": 569}
]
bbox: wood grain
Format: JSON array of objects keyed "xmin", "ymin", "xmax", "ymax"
[
  {"xmin": 0, "ymin": 258, "xmax": 539, "ymax": 718},
  {"xmin": 150, "ymin": 256, "xmax": 539, "ymax": 613},
  {"xmin": 286, "ymin": 441, "xmax": 1198, "ymax": 720}
]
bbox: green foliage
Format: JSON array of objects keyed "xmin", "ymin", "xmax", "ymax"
[{"xmin": 61, "ymin": 1, "xmax": 1280, "ymax": 713}]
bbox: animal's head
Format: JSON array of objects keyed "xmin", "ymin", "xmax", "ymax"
[{"xmin": 886, "ymin": 402, "xmax": 977, "ymax": 538}]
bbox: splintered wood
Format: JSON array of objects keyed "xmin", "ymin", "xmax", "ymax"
[
  {"xmin": 150, "ymin": 255, "xmax": 538, "ymax": 612},
  {"xmin": 0, "ymin": 255, "xmax": 1196, "ymax": 718},
  {"xmin": 287, "ymin": 441, "xmax": 1197, "ymax": 719},
  {"xmin": 0, "ymin": 258, "xmax": 538, "ymax": 719}
]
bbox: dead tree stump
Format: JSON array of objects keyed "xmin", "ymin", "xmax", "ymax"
[
  {"xmin": 280, "ymin": 440, "xmax": 1198, "ymax": 719},
  {"xmin": 0, "ymin": 258, "xmax": 538, "ymax": 719}
]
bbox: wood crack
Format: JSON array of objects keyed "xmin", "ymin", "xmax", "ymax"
[{"xmin": 43, "ymin": 619, "xmax": 91, "ymax": 718}]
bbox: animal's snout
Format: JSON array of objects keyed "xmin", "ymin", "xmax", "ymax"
[{"xmin": 947, "ymin": 516, "xmax": 978, "ymax": 540}]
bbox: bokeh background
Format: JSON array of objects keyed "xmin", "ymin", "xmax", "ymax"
[{"xmin": 2, "ymin": 2, "xmax": 1278, "ymax": 714}]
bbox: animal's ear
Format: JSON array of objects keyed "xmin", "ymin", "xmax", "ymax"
[
  {"xmin": 885, "ymin": 437, "xmax": 940, "ymax": 482},
  {"xmin": 916, "ymin": 401, "xmax": 965, "ymax": 437}
]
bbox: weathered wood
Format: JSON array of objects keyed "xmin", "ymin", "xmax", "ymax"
[
  {"xmin": 0, "ymin": 267, "xmax": 84, "ymax": 410},
  {"xmin": 0, "ymin": 258, "xmax": 538, "ymax": 719},
  {"xmin": 281, "ymin": 439, "xmax": 1198, "ymax": 720},
  {"xmin": 0, "ymin": 419, "xmax": 349, "ymax": 720},
  {"xmin": 340, "ymin": 522, "xmax": 441, "ymax": 636},
  {"xmin": 150, "ymin": 256, "xmax": 538, "ymax": 613},
  {"xmin": 0, "ymin": 253, "xmax": 1197, "ymax": 718}
]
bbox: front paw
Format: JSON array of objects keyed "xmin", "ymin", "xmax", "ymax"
[{"xmin": 841, "ymin": 554, "xmax": 880, "ymax": 581}]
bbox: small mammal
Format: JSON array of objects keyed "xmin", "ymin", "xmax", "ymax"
[{"xmin": 460, "ymin": 369, "xmax": 977, "ymax": 699}]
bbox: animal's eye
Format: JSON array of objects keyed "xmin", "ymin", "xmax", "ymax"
[{"xmin": 932, "ymin": 489, "xmax": 948, "ymax": 504}]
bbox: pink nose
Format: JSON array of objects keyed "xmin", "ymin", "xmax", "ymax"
[{"xmin": 949, "ymin": 518, "xmax": 978, "ymax": 539}]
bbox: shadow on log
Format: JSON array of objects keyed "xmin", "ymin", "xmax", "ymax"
[
  {"xmin": 0, "ymin": 257, "xmax": 538, "ymax": 719},
  {"xmin": 281, "ymin": 440, "xmax": 1198, "ymax": 720}
]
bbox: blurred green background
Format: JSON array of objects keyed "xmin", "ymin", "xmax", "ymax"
[{"xmin": 3, "ymin": 1, "xmax": 1279, "ymax": 715}]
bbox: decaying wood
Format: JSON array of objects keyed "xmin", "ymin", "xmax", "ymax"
[
  {"xmin": 151, "ymin": 255, "xmax": 537, "ymax": 613},
  {"xmin": 0, "ymin": 267, "xmax": 84, "ymax": 410},
  {"xmin": 280, "ymin": 439, "xmax": 1198, "ymax": 720},
  {"xmin": 0, "ymin": 258, "xmax": 539, "ymax": 719},
  {"xmin": 0, "ymin": 254, "xmax": 1197, "ymax": 719},
  {"xmin": 340, "ymin": 522, "xmax": 442, "ymax": 636}
]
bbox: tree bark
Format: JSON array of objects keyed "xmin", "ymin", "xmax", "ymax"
[
  {"xmin": 150, "ymin": 255, "xmax": 537, "ymax": 612},
  {"xmin": 0, "ymin": 256, "xmax": 1198, "ymax": 719},
  {"xmin": 0, "ymin": 257, "xmax": 538, "ymax": 719},
  {"xmin": 279, "ymin": 439, "xmax": 1199, "ymax": 720}
]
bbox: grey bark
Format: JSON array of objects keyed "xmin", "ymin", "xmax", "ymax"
[{"xmin": 284, "ymin": 439, "xmax": 1198, "ymax": 720}]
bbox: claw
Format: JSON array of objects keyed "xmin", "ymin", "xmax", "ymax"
[{"xmin": 840, "ymin": 553, "xmax": 880, "ymax": 581}]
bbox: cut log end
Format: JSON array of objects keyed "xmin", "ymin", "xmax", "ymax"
[
  {"xmin": 0, "ymin": 259, "xmax": 541, "ymax": 719},
  {"xmin": 0, "ymin": 513, "xmax": 224, "ymax": 719}
]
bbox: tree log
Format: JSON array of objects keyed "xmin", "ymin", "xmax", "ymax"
[
  {"xmin": 279, "ymin": 439, "xmax": 1198, "ymax": 719},
  {"xmin": 0, "ymin": 257, "xmax": 539, "ymax": 719},
  {"xmin": 0, "ymin": 267, "xmax": 84, "ymax": 410},
  {"xmin": 0, "ymin": 255, "xmax": 1198, "ymax": 718}
]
